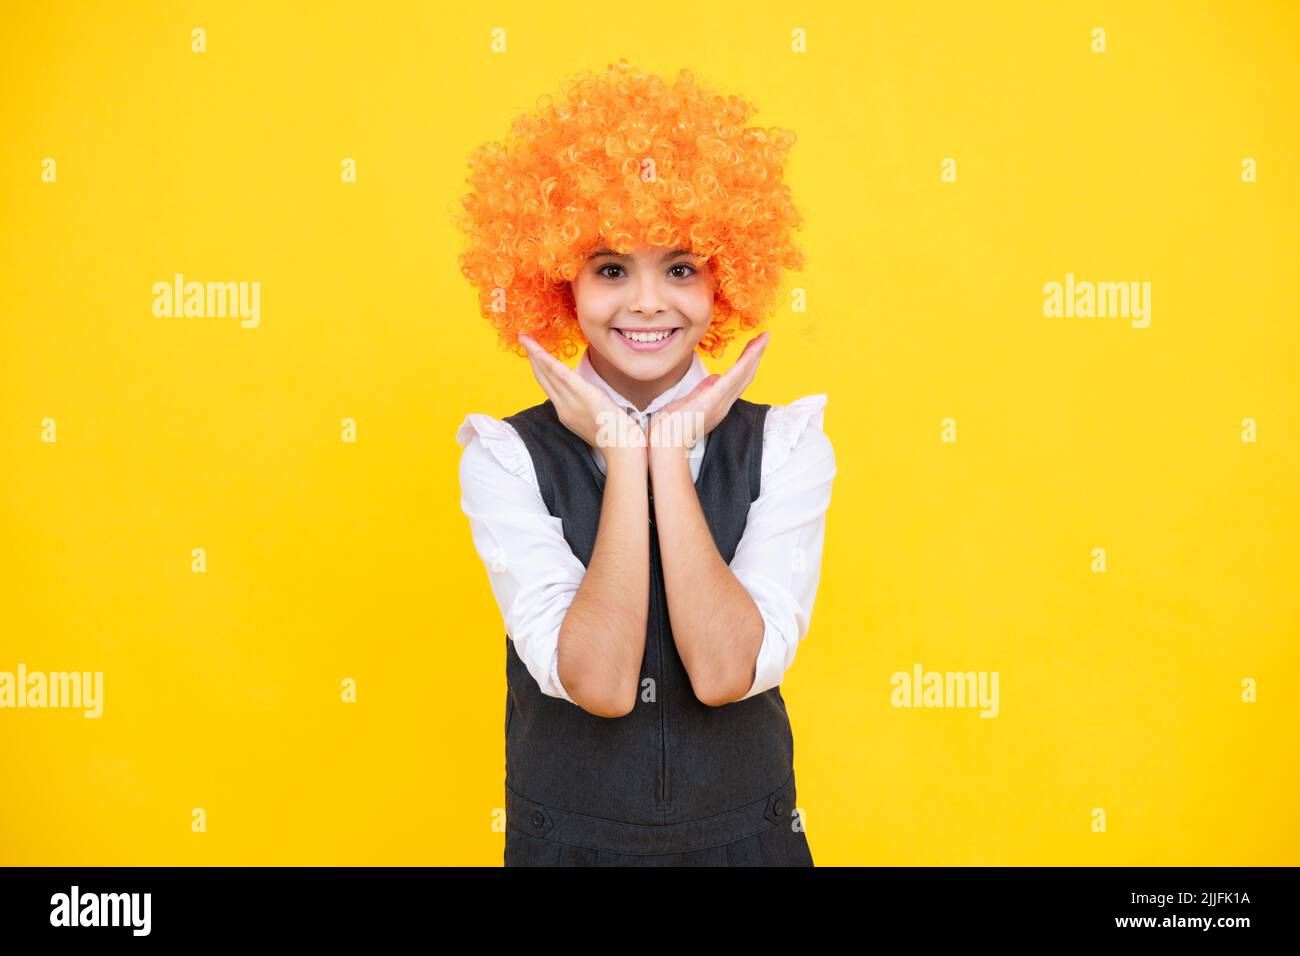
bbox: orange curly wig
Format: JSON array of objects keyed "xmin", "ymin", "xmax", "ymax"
[{"xmin": 452, "ymin": 59, "xmax": 806, "ymax": 360}]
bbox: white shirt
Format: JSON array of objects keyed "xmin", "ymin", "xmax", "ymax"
[{"xmin": 455, "ymin": 347, "xmax": 835, "ymax": 706}]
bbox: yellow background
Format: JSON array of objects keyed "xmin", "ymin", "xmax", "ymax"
[{"xmin": 1, "ymin": 0, "xmax": 1296, "ymax": 865}]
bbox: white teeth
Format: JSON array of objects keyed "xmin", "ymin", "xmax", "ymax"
[{"xmin": 619, "ymin": 329, "xmax": 674, "ymax": 343}]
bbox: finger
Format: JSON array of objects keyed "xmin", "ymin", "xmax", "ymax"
[
  {"xmin": 740, "ymin": 331, "xmax": 771, "ymax": 370},
  {"xmin": 518, "ymin": 333, "xmax": 598, "ymax": 411},
  {"xmin": 717, "ymin": 332, "xmax": 770, "ymax": 400},
  {"xmin": 658, "ymin": 373, "xmax": 721, "ymax": 417},
  {"xmin": 520, "ymin": 333, "xmax": 583, "ymax": 401},
  {"xmin": 736, "ymin": 332, "xmax": 770, "ymax": 393},
  {"xmin": 722, "ymin": 338, "xmax": 769, "ymax": 408},
  {"xmin": 720, "ymin": 332, "xmax": 769, "ymax": 382},
  {"xmin": 518, "ymin": 334, "xmax": 563, "ymax": 405},
  {"xmin": 684, "ymin": 373, "xmax": 722, "ymax": 399}
]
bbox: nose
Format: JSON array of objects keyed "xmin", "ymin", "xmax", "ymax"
[{"xmin": 627, "ymin": 274, "xmax": 670, "ymax": 318}]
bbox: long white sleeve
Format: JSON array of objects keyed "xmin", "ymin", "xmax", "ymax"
[
  {"xmin": 456, "ymin": 392, "xmax": 835, "ymax": 708},
  {"xmin": 728, "ymin": 396, "xmax": 836, "ymax": 701},
  {"xmin": 456, "ymin": 414, "xmax": 585, "ymax": 704}
]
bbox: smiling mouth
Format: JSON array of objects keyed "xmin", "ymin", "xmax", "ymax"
[{"xmin": 614, "ymin": 327, "xmax": 681, "ymax": 346}]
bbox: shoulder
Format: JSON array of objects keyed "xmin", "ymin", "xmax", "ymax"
[
  {"xmin": 455, "ymin": 413, "xmax": 539, "ymax": 490},
  {"xmin": 757, "ymin": 394, "xmax": 835, "ymax": 490}
]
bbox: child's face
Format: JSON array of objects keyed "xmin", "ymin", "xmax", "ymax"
[{"xmin": 569, "ymin": 242, "xmax": 715, "ymax": 387}]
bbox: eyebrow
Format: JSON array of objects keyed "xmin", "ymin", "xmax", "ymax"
[{"xmin": 589, "ymin": 246, "xmax": 698, "ymax": 261}]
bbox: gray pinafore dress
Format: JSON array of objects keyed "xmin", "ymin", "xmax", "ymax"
[{"xmin": 500, "ymin": 396, "xmax": 813, "ymax": 866}]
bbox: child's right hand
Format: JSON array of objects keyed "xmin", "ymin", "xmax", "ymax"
[{"xmin": 518, "ymin": 333, "xmax": 645, "ymax": 454}]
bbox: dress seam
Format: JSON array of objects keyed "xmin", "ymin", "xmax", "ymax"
[{"xmin": 504, "ymin": 767, "xmax": 793, "ymax": 830}]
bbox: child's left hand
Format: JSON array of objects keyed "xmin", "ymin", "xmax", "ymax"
[{"xmin": 648, "ymin": 332, "xmax": 770, "ymax": 453}]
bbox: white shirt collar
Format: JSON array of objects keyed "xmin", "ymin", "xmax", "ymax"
[{"xmin": 575, "ymin": 347, "xmax": 709, "ymax": 427}]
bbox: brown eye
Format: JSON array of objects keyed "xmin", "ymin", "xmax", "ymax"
[
  {"xmin": 668, "ymin": 263, "xmax": 697, "ymax": 279},
  {"xmin": 597, "ymin": 264, "xmax": 626, "ymax": 279}
]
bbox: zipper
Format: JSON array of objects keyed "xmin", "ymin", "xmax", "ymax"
[{"xmin": 648, "ymin": 486, "xmax": 669, "ymax": 810}]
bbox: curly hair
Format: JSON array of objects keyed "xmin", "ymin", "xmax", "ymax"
[{"xmin": 452, "ymin": 59, "xmax": 806, "ymax": 360}]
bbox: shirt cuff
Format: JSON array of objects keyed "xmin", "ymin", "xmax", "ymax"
[
  {"xmin": 729, "ymin": 566, "xmax": 801, "ymax": 701},
  {"xmin": 734, "ymin": 619, "xmax": 786, "ymax": 701},
  {"xmin": 549, "ymin": 645, "xmax": 576, "ymax": 705}
]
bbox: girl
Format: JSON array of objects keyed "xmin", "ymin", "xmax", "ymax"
[{"xmin": 453, "ymin": 60, "xmax": 835, "ymax": 865}]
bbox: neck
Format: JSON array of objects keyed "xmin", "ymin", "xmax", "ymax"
[{"xmin": 588, "ymin": 347, "xmax": 692, "ymax": 412}]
